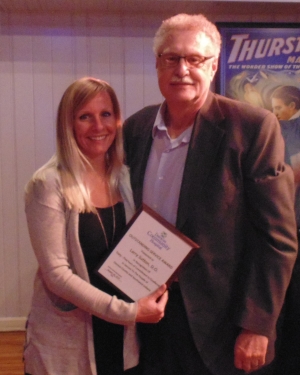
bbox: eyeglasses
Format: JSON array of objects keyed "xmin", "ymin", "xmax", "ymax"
[{"xmin": 157, "ymin": 53, "xmax": 214, "ymax": 68}]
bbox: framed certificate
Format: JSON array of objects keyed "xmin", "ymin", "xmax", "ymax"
[{"xmin": 97, "ymin": 204, "xmax": 199, "ymax": 302}]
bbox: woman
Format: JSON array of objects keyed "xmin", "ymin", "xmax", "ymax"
[{"xmin": 24, "ymin": 77, "xmax": 168, "ymax": 375}]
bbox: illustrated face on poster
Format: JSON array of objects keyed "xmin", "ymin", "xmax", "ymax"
[{"xmin": 271, "ymin": 97, "xmax": 296, "ymax": 121}]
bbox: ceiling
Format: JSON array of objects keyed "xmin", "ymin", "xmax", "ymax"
[{"xmin": 0, "ymin": 0, "xmax": 299, "ymax": 16}]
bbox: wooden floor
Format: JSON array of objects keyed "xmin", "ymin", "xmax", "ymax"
[{"xmin": 0, "ymin": 331, "xmax": 25, "ymax": 375}]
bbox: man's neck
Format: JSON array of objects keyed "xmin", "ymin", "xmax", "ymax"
[{"xmin": 164, "ymin": 102, "xmax": 200, "ymax": 139}]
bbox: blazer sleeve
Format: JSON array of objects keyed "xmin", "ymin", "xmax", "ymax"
[{"xmin": 236, "ymin": 111, "xmax": 298, "ymax": 336}]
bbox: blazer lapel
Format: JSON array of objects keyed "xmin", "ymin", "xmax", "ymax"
[
  {"xmin": 176, "ymin": 93, "xmax": 226, "ymax": 230},
  {"xmin": 134, "ymin": 132, "xmax": 153, "ymax": 208},
  {"xmin": 129, "ymin": 106, "xmax": 158, "ymax": 208}
]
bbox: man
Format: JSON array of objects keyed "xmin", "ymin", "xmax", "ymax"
[
  {"xmin": 123, "ymin": 14, "xmax": 297, "ymax": 375},
  {"xmin": 271, "ymin": 85, "xmax": 300, "ymax": 121},
  {"xmin": 273, "ymin": 117, "xmax": 300, "ymax": 375}
]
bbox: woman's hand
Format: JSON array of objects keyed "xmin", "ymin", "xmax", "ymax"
[{"xmin": 135, "ymin": 284, "xmax": 168, "ymax": 323}]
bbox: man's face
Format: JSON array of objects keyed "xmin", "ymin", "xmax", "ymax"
[
  {"xmin": 156, "ymin": 30, "xmax": 218, "ymax": 110},
  {"xmin": 271, "ymin": 97, "xmax": 297, "ymax": 120}
]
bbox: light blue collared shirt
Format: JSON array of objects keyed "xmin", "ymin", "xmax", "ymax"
[{"xmin": 143, "ymin": 103, "xmax": 193, "ymax": 225}]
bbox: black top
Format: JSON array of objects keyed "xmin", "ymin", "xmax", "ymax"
[{"xmin": 79, "ymin": 202, "xmax": 128, "ymax": 375}]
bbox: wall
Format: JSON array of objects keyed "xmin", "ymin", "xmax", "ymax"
[{"xmin": 0, "ymin": 1, "xmax": 299, "ymax": 330}]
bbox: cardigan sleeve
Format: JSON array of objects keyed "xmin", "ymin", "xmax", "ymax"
[{"xmin": 25, "ymin": 172, "xmax": 137, "ymax": 326}]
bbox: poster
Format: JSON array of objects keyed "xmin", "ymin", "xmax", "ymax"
[
  {"xmin": 216, "ymin": 23, "xmax": 300, "ymax": 112},
  {"xmin": 217, "ymin": 23, "xmax": 300, "ymax": 224}
]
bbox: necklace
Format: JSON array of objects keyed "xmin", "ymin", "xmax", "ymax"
[{"xmin": 95, "ymin": 182, "xmax": 116, "ymax": 250}]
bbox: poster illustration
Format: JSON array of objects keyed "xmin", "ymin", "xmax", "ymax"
[
  {"xmin": 217, "ymin": 23, "xmax": 300, "ymax": 113},
  {"xmin": 217, "ymin": 23, "xmax": 300, "ymax": 224}
]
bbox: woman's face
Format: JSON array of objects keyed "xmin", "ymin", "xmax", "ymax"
[{"xmin": 74, "ymin": 91, "xmax": 117, "ymax": 163}]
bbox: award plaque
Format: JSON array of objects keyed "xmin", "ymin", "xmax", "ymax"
[{"xmin": 97, "ymin": 204, "xmax": 199, "ymax": 302}]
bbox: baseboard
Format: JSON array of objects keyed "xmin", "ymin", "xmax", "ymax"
[{"xmin": 0, "ymin": 317, "xmax": 26, "ymax": 331}]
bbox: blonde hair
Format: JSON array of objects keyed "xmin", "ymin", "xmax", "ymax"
[
  {"xmin": 153, "ymin": 13, "xmax": 222, "ymax": 57},
  {"xmin": 29, "ymin": 77, "xmax": 124, "ymax": 213}
]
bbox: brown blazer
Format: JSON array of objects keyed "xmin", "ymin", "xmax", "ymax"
[{"xmin": 123, "ymin": 91, "xmax": 298, "ymax": 374}]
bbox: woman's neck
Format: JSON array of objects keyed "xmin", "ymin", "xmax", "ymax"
[{"xmin": 83, "ymin": 167, "xmax": 120, "ymax": 208}]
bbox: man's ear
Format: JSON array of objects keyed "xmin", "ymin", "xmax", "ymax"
[
  {"xmin": 210, "ymin": 58, "xmax": 218, "ymax": 81},
  {"xmin": 155, "ymin": 58, "xmax": 159, "ymax": 69}
]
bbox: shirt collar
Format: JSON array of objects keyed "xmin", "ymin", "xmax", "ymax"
[
  {"xmin": 152, "ymin": 102, "xmax": 168, "ymax": 136},
  {"xmin": 290, "ymin": 109, "xmax": 300, "ymax": 121},
  {"xmin": 152, "ymin": 101, "xmax": 193, "ymax": 144}
]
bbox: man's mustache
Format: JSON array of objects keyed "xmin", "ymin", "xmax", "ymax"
[{"xmin": 170, "ymin": 77, "xmax": 194, "ymax": 84}]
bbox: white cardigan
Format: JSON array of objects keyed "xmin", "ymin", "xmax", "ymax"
[{"xmin": 24, "ymin": 165, "xmax": 138, "ymax": 375}]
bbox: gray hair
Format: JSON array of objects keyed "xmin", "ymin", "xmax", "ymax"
[{"xmin": 153, "ymin": 13, "xmax": 222, "ymax": 57}]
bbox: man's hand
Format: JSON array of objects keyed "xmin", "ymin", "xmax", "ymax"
[{"xmin": 234, "ymin": 329, "xmax": 268, "ymax": 373}]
